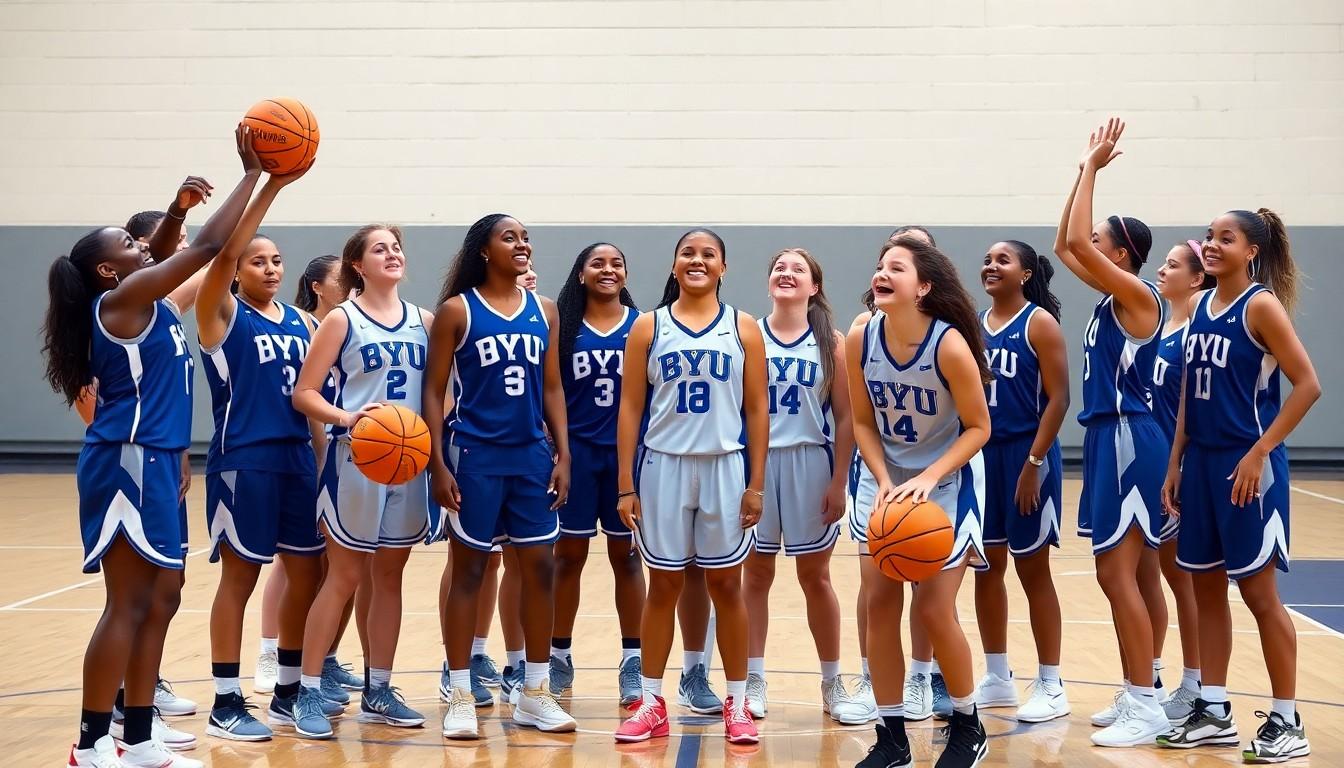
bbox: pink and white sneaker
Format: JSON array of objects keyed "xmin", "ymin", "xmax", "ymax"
[
  {"xmin": 615, "ymin": 696, "xmax": 670, "ymax": 743},
  {"xmin": 723, "ymin": 697, "xmax": 759, "ymax": 744}
]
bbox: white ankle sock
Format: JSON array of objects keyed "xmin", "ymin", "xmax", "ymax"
[
  {"xmin": 1038, "ymin": 664, "xmax": 1061, "ymax": 683},
  {"xmin": 861, "ymin": 657, "xmax": 871, "ymax": 677},
  {"xmin": 550, "ymin": 645, "xmax": 571, "ymax": 662},
  {"xmin": 368, "ymin": 668, "xmax": 391, "ymax": 689},
  {"xmin": 1181, "ymin": 667, "xmax": 1201, "ymax": 693},
  {"xmin": 300, "ymin": 674, "xmax": 322, "ymax": 691},
  {"xmin": 820, "ymin": 659, "xmax": 841, "ymax": 682},
  {"xmin": 726, "ymin": 679, "xmax": 746, "ymax": 711},
  {"xmin": 506, "ymin": 650, "xmax": 525, "ymax": 670},
  {"xmin": 524, "ymin": 661, "xmax": 547, "ymax": 690},
  {"xmin": 259, "ymin": 637, "xmax": 278, "ymax": 654},
  {"xmin": 951, "ymin": 693, "xmax": 975, "ymax": 715},
  {"xmin": 621, "ymin": 647, "xmax": 641, "ymax": 663},
  {"xmin": 214, "ymin": 677, "xmax": 241, "ymax": 696},
  {"xmin": 747, "ymin": 657, "xmax": 765, "ymax": 676},
  {"xmin": 471, "ymin": 636, "xmax": 488, "ymax": 656},
  {"xmin": 683, "ymin": 651, "xmax": 704, "ymax": 674},
  {"xmin": 1271, "ymin": 699, "xmax": 1296, "ymax": 721},
  {"xmin": 910, "ymin": 659, "xmax": 933, "ymax": 676},
  {"xmin": 1203, "ymin": 685, "xmax": 1228, "ymax": 704},
  {"xmin": 986, "ymin": 653, "xmax": 1011, "ymax": 680},
  {"xmin": 449, "ymin": 669, "xmax": 470, "ymax": 691},
  {"xmin": 641, "ymin": 675, "xmax": 663, "ymax": 702}
]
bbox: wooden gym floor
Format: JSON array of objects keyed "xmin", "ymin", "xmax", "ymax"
[{"xmin": 2, "ymin": 471, "xmax": 1342, "ymax": 767}]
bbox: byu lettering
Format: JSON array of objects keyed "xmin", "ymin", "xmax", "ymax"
[
  {"xmin": 769, "ymin": 356, "xmax": 818, "ymax": 387},
  {"xmin": 659, "ymin": 349, "xmax": 732, "ymax": 383},
  {"xmin": 1186, "ymin": 333, "xmax": 1230, "ymax": 368},
  {"xmin": 476, "ymin": 334, "xmax": 542, "ymax": 367},
  {"xmin": 866, "ymin": 380, "xmax": 938, "ymax": 415},
  {"xmin": 360, "ymin": 341, "xmax": 427, "ymax": 373},
  {"xmin": 572, "ymin": 349, "xmax": 623, "ymax": 379},
  {"xmin": 254, "ymin": 333, "xmax": 311, "ymax": 365},
  {"xmin": 987, "ymin": 348, "xmax": 1018, "ymax": 378}
]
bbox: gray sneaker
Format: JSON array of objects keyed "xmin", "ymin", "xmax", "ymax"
[
  {"xmin": 1243, "ymin": 710, "xmax": 1310, "ymax": 763},
  {"xmin": 205, "ymin": 692, "xmax": 273, "ymax": 742},
  {"xmin": 677, "ymin": 663, "xmax": 723, "ymax": 714},
  {"xmin": 318, "ymin": 665, "xmax": 351, "ymax": 705},
  {"xmin": 292, "ymin": 687, "xmax": 333, "ymax": 739},
  {"xmin": 358, "ymin": 684, "xmax": 425, "ymax": 727},
  {"xmin": 501, "ymin": 663, "xmax": 524, "ymax": 702},
  {"xmin": 931, "ymin": 671, "xmax": 952, "ymax": 720},
  {"xmin": 618, "ymin": 656, "xmax": 643, "ymax": 707},
  {"xmin": 471, "ymin": 653, "xmax": 502, "ymax": 689},
  {"xmin": 1161, "ymin": 685, "xmax": 1200, "ymax": 725},
  {"xmin": 322, "ymin": 657, "xmax": 364, "ymax": 690},
  {"xmin": 549, "ymin": 654, "xmax": 575, "ymax": 694},
  {"xmin": 1157, "ymin": 698, "xmax": 1238, "ymax": 749}
]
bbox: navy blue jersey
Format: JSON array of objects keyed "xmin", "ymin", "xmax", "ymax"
[
  {"xmin": 1150, "ymin": 322, "xmax": 1188, "ymax": 443},
  {"xmin": 86, "ymin": 295, "xmax": 194, "ymax": 451},
  {"xmin": 449, "ymin": 288, "xmax": 548, "ymax": 451},
  {"xmin": 1184, "ymin": 285, "xmax": 1282, "ymax": 448},
  {"xmin": 1078, "ymin": 282, "xmax": 1166, "ymax": 425},
  {"xmin": 981, "ymin": 304, "xmax": 1045, "ymax": 443},
  {"xmin": 562, "ymin": 306, "xmax": 635, "ymax": 446},
  {"xmin": 200, "ymin": 298, "xmax": 313, "ymax": 473}
]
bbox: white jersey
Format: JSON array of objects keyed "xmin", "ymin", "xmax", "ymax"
[
  {"xmin": 330, "ymin": 299, "xmax": 429, "ymax": 438},
  {"xmin": 760, "ymin": 319, "xmax": 831, "ymax": 448},
  {"xmin": 860, "ymin": 314, "xmax": 959, "ymax": 470},
  {"xmin": 644, "ymin": 303, "xmax": 745, "ymax": 456}
]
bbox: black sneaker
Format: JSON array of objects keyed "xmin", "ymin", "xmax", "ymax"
[
  {"xmin": 936, "ymin": 707, "xmax": 988, "ymax": 768},
  {"xmin": 857, "ymin": 723, "xmax": 912, "ymax": 768}
]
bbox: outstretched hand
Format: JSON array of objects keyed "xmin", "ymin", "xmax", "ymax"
[
  {"xmin": 1081, "ymin": 117, "xmax": 1125, "ymax": 171},
  {"xmin": 174, "ymin": 176, "xmax": 212, "ymax": 211},
  {"xmin": 235, "ymin": 123, "xmax": 262, "ymax": 174}
]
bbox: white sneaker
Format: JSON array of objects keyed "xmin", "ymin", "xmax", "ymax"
[
  {"xmin": 1015, "ymin": 678, "xmax": 1070, "ymax": 723},
  {"xmin": 1091, "ymin": 688, "xmax": 1126, "ymax": 727},
  {"xmin": 110, "ymin": 713, "xmax": 197, "ymax": 751},
  {"xmin": 67, "ymin": 735, "xmax": 123, "ymax": 768},
  {"xmin": 513, "ymin": 684, "xmax": 576, "ymax": 733},
  {"xmin": 254, "ymin": 649, "xmax": 279, "ymax": 694},
  {"xmin": 441, "ymin": 687, "xmax": 480, "ymax": 740},
  {"xmin": 1091, "ymin": 693, "xmax": 1170, "ymax": 747},
  {"xmin": 974, "ymin": 671, "xmax": 1019, "ymax": 708},
  {"xmin": 118, "ymin": 739, "xmax": 204, "ymax": 768},
  {"xmin": 903, "ymin": 672, "xmax": 933, "ymax": 721},
  {"xmin": 745, "ymin": 673, "xmax": 767, "ymax": 719},
  {"xmin": 1160, "ymin": 685, "xmax": 1200, "ymax": 725},
  {"xmin": 828, "ymin": 675, "xmax": 877, "ymax": 725},
  {"xmin": 153, "ymin": 680, "xmax": 197, "ymax": 717}
]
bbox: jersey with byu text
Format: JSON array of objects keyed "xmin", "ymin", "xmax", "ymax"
[
  {"xmin": 643, "ymin": 303, "xmax": 745, "ymax": 456},
  {"xmin": 981, "ymin": 304, "xmax": 1044, "ymax": 443},
  {"xmin": 761, "ymin": 318, "xmax": 831, "ymax": 448},
  {"xmin": 1184, "ymin": 285, "xmax": 1281, "ymax": 448},
  {"xmin": 563, "ymin": 306, "xmax": 635, "ymax": 445},
  {"xmin": 200, "ymin": 298, "xmax": 313, "ymax": 473},
  {"xmin": 86, "ymin": 295, "xmax": 194, "ymax": 451},
  {"xmin": 1077, "ymin": 282, "xmax": 1165, "ymax": 425},
  {"xmin": 861, "ymin": 314, "xmax": 958, "ymax": 470},
  {"xmin": 449, "ymin": 287, "xmax": 548, "ymax": 448},
  {"xmin": 330, "ymin": 299, "xmax": 428, "ymax": 438}
]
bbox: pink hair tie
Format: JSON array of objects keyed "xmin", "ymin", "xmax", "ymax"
[{"xmin": 1186, "ymin": 239, "xmax": 1205, "ymax": 267}]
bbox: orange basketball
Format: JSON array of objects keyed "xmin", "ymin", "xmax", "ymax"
[
  {"xmin": 350, "ymin": 404, "xmax": 430, "ymax": 486},
  {"xmin": 867, "ymin": 497, "xmax": 954, "ymax": 582},
  {"xmin": 242, "ymin": 98, "xmax": 319, "ymax": 174}
]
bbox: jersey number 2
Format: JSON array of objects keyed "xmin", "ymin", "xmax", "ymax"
[{"xmin": 386, "ymin": 370, "xmax": 408, "ymax": 400}]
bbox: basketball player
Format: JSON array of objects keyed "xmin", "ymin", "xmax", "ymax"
[
  {"xmin": 424, "ymin": 214, "xmax": 576, "ymax": 738},
  {"xmin": 44, "ymin": 126, "xmax": 259, "ymax": 768},
  {"xmin": 613, "ymin": 229, "xmax": 768, "ymax": 745},
  {"xmin": 848, "ymin": 235, "xmax": 991, "ymax": 768},
  {"xmin": 973, "ymin": 241, "xmax": 1070, "ymax": 723},
  {"xmin": 1148, "ymin": 241, "xmax": 1214, "ymax": 725},
  {"xmin": 549, "ymin": 242, "xmax": 647, "ymax": 705},
  {"xmin": 1055, "ymin": 118, "xmax": 1170, "ymax": 746},
  {"xmin": 256, "ymin": 253, "xmax": 370, "ymax": 702},
  {"xmin": 743, "ymin": 248, "xmax": 865, "ymax": 722},
  {"xmin": 195, "ymin": 164, "xmax": 318, "ymax": 742},
  {"xmin": 290, "ymin": 224, "xmax": 434, "ymax": 738},
  {"xmin": 1159, "ymin": 208, "xmax": 1318, "ymax": 762}
]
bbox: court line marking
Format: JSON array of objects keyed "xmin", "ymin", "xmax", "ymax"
[
  {"xmin": 1287, "ymin": 607, "xmax": 1344, "ymax": 641},
  {"xmin": 1285, "ymin": 603, "xmax": 1344, "ymax": 609},
  {"xmin": 1291, "ymin": 485, "xmax": 1344, "ymax": 506},
  {"xmin": 0, "ymin": 545, "xmax": 83, "ymax": 550},
  {"xmin": 0, "ymin": 546, "xmax": 210, "ymax": 612}
]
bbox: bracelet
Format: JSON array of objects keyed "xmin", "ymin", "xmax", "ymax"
[
  {"xmin": 745, "ymin": 489, "xmax": 765, "ymax": 497},
  {"xmin": 1027, "ymin": 454, "xmax": 1045, "ymax": 467},
  {"xmin": 165, "ymin": 208, "xmax": 185, "ymax": 221},
  {"xmin": 617, "ymin": 490, "xmax": 637, "ymax": 499}
]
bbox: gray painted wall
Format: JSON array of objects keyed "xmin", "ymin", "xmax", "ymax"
[{"xmin": 6, "ymin": 224, "xmax": 1338, "ymax": 459}]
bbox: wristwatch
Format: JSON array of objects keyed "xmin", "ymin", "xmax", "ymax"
[{"xmin": 1026, "ymin": 454, "xmax": 1045, "ymax": 467}]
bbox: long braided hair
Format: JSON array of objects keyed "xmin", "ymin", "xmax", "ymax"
[{"xmin": 556, "ymin": 243, "xmax": 638, "ymax": 364}]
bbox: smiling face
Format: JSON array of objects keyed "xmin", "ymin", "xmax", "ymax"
[
  {"xmin": 981, "ymin": 241, "xmax": 1028, "ymax": 299},
  {"xmin": 1202, "ymin": 213, "xmax": 1255, "ymax": 279},
  {"xmin": 1091, "ymin": 220, "xmax": 1129, "ymax": 268},
  {"xmin": 353, "ymin": 229, "xmax": 404, "ymax": 288},
  {"xmin": 581, "ymin": 245, "xmax": 626, "ymax": 299},
  {"xmin": 871, "ymin": 244, "xmax": 926, "ymax": 311},
  {"xmin": 236, "ymin": 237, "xmax": 283, "ymax": 302},
  {"xmin": 1156, "ymin": 245, "xmax": 1204, "ymax": 300},
  {"xmin": 769, "ymin": 250, "xmax": 818, "ymax": 303},
  {"xmin": 95, "ymin": 227, "xmax": 153, "ymax": 285},
  {"xmin": 673, "ymin": 232, "xmax": 725, "ymax": 296},
  {"xmin": 484, "ymin": 217, "xmax": 532, "ymax": 278}
]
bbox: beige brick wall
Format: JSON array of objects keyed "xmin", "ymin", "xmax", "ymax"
[{"xmin": 2, "ymin": 0, "xmax": 1341, "ymax": 225}]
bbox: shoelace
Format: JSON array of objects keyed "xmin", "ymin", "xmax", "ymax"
[
  {"xmin": 474, "ymin": 656, "xmax": 500, "ymax": 678},
  {"xmin": 1252, "ymin": 711, "xmax": 1288, "ymax": 742},
  {"xmin": 258, "ymin": 654, "xmax": 279, "ymax": 674},
  {"xmin": 296, "ymin": 691, "xmax": 327, "ymax": 719},
  {"xmin": 824, "ymin": 675, "xmax": 852, "ymax": 703},
  {"xmin": 854, "ymin": 675, "xmax": 874, "ymax": 698},
  {"xmin": 726, "ymin": 704, "xmax": 753, "ymax": 726},
  {"xmin": 1179, "ymin": 699, "xmax": 1213, "ymax": 728},
  {"xmin": 529, "ymin": 687, "xmax": 567, "ymax": 715},
  {"xmin": 629, "ymin": 700, "xmax": 664, "ymax": 726},
  {"xmin": 155, "ymin": 678, "xmax": 176, "ymax": 696},
  {"xmin": 746, "ymin": 675, "xmax": 767, "ymax": 699},
  {"xmin": 939, "ymin": 716, "xmax": 980, "ymax": 754},
  {"xmin": 685, "ymin": 670, "xmax": 715, "ymax": 700},
  {"xmin": 449, "ymin": 689, "xmax": 476, "ymax": 718},
  {"xmin": 619, "ymin": 662, "xmax": 642, "ymax": 691},
  {"xmin": 904, "ymin": 674, "xmax": 928, "ymax": 708}
]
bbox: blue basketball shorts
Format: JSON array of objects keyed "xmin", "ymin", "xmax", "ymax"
[
  {"xmin": 849, "ymin": 452, "xmax": 987, "ymax": 572},
  {"xmin": 1078, "ymin": 416, "xmax": 1169, "ymax": 555},
  {"xmin": 444, "ymin": 441, "xmax": 558, "ymax": 552},
  {"xmin": 1177, "ymin": 443, "xmax": 1290, "ymax": 580},
  {"xmin": 77, "ymin": 443, "xmax": 187, "ymax": 573},
  {"xmin": 558, "ymin": 437, "xmax": 628, "ymax": 539},
  {"xmin": 205, "ymin": 468, "xmax": 321, "ymax": 564},
  {"xmin": 982, "ymin": 436, "xmax": 1063, "ymax": 557}
]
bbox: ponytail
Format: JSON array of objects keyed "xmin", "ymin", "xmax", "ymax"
[
  {"xmin": 43, "ymin": 229, "xmax": 106, "ymax": 405},
  {"xmin": 1229, "ymin": 208, "xmax": 1299, "ymax": 316},
  {"xmin": 295, "ymin": 254, "xmax": 339, "ymax": 312},
  {"xmin": 770, "ymin": 248, "xmax": 839, "ymax": 397},
  {"xmin": 1002, "ymin": 240, "xmax": 1062, "ymax": 321}
]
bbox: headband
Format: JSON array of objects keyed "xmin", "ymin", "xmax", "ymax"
[
  {"xmin": 1186, "ymin": 239, "xmax": 1207, "ymax": 270},
  {"xmin": 1110, "ymin": 215, "xmax": 1141, "ymax": 261}
]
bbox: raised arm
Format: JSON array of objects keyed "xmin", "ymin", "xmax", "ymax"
[
  {"xmin": 540, "ymin": 296, "xmax": 571, "ymax": 509},
  {"xmin": 100, "ymin": 125, "xmax": 263, "ymax": 336},
  {"xmin": 1064, "ymin": 119, "xmax": 1160, "ymax": 338},
  {"xmin": 1053, "ymin": 169, "xmax": 1106, "ymax": 293},
  {"xmin": 423, "ymin": 297, "xmax": 464, "ymax": 511},
  {"xmin": 197, "ymin": 166, "xmax": 311, "ymax": 348},
  {"xmin": 148, "ymin": 176, "xmax": 211, "ymax": 263}
]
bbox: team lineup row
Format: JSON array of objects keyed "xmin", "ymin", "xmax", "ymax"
[{"xmin": 43, "ymin": 119, "xmax": 1319, "ymax": 768}]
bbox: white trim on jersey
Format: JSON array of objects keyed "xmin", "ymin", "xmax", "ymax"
[
  {"xmin": 583, "ymin": 306, "xmax": 631, "ymax": 337},
  {"xmin": 980, "ymin": 302, "xmax": 1033, "ymax": 337}
]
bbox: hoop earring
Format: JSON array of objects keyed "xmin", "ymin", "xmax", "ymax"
[{"xmin": 1248, "ymin": 258, "xmax": 1257, "ymax": 281}]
